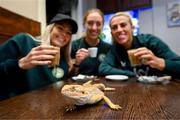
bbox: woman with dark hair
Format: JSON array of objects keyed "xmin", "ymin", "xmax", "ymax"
[{"xmin": 71, "ymin": 8, "xmax": 111, "ymax": 76}]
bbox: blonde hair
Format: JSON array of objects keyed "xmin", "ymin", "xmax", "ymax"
[
  {"xmin": 41, "ymin": 23, "xmax": 54, "ymax": 45},
  {"xmin": 109, "ymin": 12, "xmax": 133, "ymax": 28},
  {"xmin": 41, "ymin": 23, "xmax": 72, "ymax": 71},
  {"xmin": 109, "ymin": 12, "xmax": 134, "ymax": 45}
]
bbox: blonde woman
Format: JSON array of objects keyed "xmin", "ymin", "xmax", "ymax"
[
  {"xmin": 0, "ymin": 13, "xmax": 78, "ymax": 100},
  {"xmin": 99, "ymin": 12, "xmax": 180, "ymax": 78}
]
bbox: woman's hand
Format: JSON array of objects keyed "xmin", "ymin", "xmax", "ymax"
[
  {"xmin": 134, "ymin": 47, "xmax": 165, "ymax": 71},
  {"xmin": 19, "ymin": 45, "xmax": 58, "ymax": 69},
  {"xmin": 75, "ymin": 48, "xmax": 89, "ymax": 65}
]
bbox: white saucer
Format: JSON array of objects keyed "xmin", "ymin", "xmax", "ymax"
[
  {"xmin": 105, "ymin": 75, "xmax": 129, "ymax": 81},
  {"xmin": 72, "ymin": 75, "xmax": 85, "ymax": 81},
  {"xmin": 72, "ymin": 74, "xmax": 95, "ymax": 82}
]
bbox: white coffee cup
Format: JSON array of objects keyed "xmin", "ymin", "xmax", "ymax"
[{"xmin": 88, "ymin": 47, "xmax": 98, "ymax": 58}]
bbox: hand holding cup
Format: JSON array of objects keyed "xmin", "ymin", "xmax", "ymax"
[
  {"xmin": 75, "ymin": 48, "xmax": 89, "ymax": 65},
  {"xmin": 19, "ymin": 45, "xmax": 60, "ymax": 69},
  {"xmin": 132, "ymin": 47, "xmax": 165, "ymax": 71}
]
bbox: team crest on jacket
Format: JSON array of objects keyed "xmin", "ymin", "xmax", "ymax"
[
  {"xmin": 120, "ymin": 61, "xmax": 126, "ymax": 67},
  {"xmin": 98, "ymin": 54, "xmax": 106, "ymax": 62}
]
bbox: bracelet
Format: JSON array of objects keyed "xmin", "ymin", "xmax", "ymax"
[{"xmin": 73, "ymin": 64, "xmax": 80, "ymax": 67}]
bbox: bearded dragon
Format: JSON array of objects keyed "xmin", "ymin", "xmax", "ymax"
[{"xmin": 61, "ymin": 80, "xmax": 122, "ymax": 111}]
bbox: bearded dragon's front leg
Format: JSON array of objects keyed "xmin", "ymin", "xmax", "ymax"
[
  {"xmin": 65, "ymin": 104, "xmax": 77, "ymax": 112},
  {"xmin": 103, "ymin": 96, "xmax": 122, "ymax": 110}
]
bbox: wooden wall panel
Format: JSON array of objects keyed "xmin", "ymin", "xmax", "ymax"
[
  {"xmin": 97, "ymin": 0, "xmax": 121, "ymax": 14},
  {"xmin": 0, "ymin": 7, "xmax": 41, "ymax": 44}
]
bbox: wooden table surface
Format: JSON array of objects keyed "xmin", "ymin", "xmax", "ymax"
[{"xmin": 0, "ymin": 77, "xmax": 180, "ymax": 119}]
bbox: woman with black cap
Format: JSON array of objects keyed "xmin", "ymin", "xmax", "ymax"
[{"xmin": 0, "ymin": 13, "xmax": 78, "ymax": 100}]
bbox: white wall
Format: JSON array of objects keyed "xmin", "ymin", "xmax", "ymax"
[
  {"xmin": 0, "ymin": 0, "xmax": 96, "ymax": 38},
  {"xmin": 139, "ymin": 0, "xmax": 180, "ymax": 54},
  {"xmin": 71, "ymin": 0, "xmax": 96, "ymax": 39},
  {"xmin": 0, "ymin": 0, "xmax": 46, "ymax": 34}
]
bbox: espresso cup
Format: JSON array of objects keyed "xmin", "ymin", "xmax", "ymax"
[
  {"xmin": 88, "ymin": 47, "xmax": 98, "ymax": 58},
  {"xmin": 127, "ymin": 49, "xmax": 141, "ymax": 66},
  {"xmin": 51, "ymin": 47, "xmax": 60, "ymax": 66}
]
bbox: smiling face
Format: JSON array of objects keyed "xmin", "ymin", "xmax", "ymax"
[
  {"xmin": 84, "ymin": 12, "xmax": 103, "ymax": 41},
  {"xmin": 110, "ymin": 15, "xmax": 134, "ymax": 49},
  {"xmin": 50, "ymin": 21, "xmax": 72, "ymax": 47}
]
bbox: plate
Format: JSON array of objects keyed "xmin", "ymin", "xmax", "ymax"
[
  {"xmin": 137, "ymin": 76, "xmax": 171, "ymax": 84},
  {"xmin": 105, "ymin": 75, "xmax": 129, "ymax": 81},
  {"xmin": 72, "ymin": 74, "xmax": 95, "ymax": 82},
  {"xmin": 72, "ymin": 76, "xmax": 85, "ymax": 81}
]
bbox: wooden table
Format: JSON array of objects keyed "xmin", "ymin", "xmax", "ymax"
[{"xmin": 0, "ymin": 77, "xmax": 180, "ymax": 119}]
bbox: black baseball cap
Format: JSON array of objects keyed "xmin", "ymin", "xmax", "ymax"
[{"xmin": 49, "ymin": 13, "xmax": 78, "ymax": 34}]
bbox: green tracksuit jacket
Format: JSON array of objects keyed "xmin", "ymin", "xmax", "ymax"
[
  {"xmin": 71, "ymin": 37, "xmax": 111, "ymax": 75},
  {"xmin": 99, "ymin": 34, "xmax": 180, "ymax": 79},
  {"xmin": 0, "ymin": 33, "xmax": 68, "ymax": 99}
]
